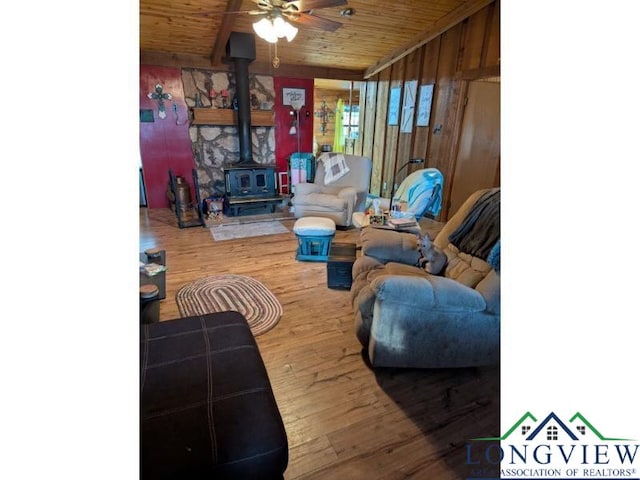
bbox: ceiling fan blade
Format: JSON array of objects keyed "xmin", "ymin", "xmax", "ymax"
[
  {"xmin": 252, "ymin": 0, "xmax": 274, "ymax": 10},
  {"xmin": 285, "ymin": 0, "xmax": 347, "ymax": 12},
  {"xmin": 288, "ymin": 11, "xmax": 342, "ymax": 31}
]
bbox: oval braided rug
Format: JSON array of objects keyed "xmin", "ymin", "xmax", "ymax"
[{"xmin": 175, "ymin": 274, "xmax": 283, "ymax": 336}]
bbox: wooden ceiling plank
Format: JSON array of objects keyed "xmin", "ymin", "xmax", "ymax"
[
  {"xmin": 210, "ymin": 0, "xmax": 244, "ymax": 66},
  {"xmin": 363, "ymin": 0, "xmax": 495, "ymax": 79}
]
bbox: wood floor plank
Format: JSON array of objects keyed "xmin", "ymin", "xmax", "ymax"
[{"xmin": 139, "ymin": 207, "xmax": 499, "ymax": 480}]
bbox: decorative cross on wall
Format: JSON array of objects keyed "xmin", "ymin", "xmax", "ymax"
[
  {"xmin": 314, "ymin": 100, "xmax": 334, "ymax": 135},
  {"xmin": 147, "ymin": 84, "xmax": 172, "ymax": 119}
]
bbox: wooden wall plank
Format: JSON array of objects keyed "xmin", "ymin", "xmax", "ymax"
[
  {"xmin": 353, "ymin": 82, "xmax": 365, "ymax": 157},
  {"xmin": 460, "ymin": 7, "xmax": 489, "ymax": 71},
  {"xmin": 395, "ymin": 49, "xmax": 423, "ymax": 188},
  {"xmin": 360, "ymin": 81, "xmax": 378, "ymax": 160},
  {"xmin": 381, "ymin": 58, "xmax": 406, "ymax": 198},
  {"xmin": 435, "ymin": 23, "xmax": 463, "ymax": 83},
  {"xmin": 412, "ymin": 38, "xmax": 441, "ymax": 167},
  {"xmin": 425, "ymin": 23, "xmax": 464, "ymax": 212},
  {"xmin": 483, "ymin": 0, "xmax": 501, "ymax": 67},
  {"xmin": 370, "ymin": 69, "xmax": 390, "ymax": 197}
]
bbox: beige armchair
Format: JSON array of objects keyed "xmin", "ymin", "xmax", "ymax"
[{"xmin": 292, "ymin": 154, "xmax": 372, "ymax": 227}]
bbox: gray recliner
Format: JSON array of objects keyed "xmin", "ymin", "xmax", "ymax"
[
  {"xmin": 350, "ymin": 188, "xmax": 500, "ymax": 368},
  {"xmin": 292, "ymin": 154, "xmax": 372, "ymax": 227}
]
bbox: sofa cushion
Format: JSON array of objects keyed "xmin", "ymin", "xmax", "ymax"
[
  {"xmin": 442, "ymin": 244, "xmax": 493, "ymax": 288},
  {"xmin": 361, "ymin": 228, "xmax": 420, "ymax": 265}
]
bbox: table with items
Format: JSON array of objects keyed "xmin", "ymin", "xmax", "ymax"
[{"xmin": 139, "ymin": 248, "xmax": 166, "ymax": 324}]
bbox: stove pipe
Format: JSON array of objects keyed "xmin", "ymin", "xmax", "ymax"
[{"xmin": 226, "ymin": 32, "xmax": 256, "ymax": 164}]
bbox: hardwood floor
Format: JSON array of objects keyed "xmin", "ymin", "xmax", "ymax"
[{"xmin": 140, "ymin": 207, "xmax": 500, "ymax": 479}]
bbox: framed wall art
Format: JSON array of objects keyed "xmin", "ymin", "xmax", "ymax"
[
  {"xmin": 400, "ymin": 80, "xmax": 417, "ymax": 133},
  {"xmin": 388, "ymin": 86, "xmax": 401, "ymax": 126},
  {"xmin": 282, "ymin": 87, "xmax": 305, "ymax": 107},
  {"xmin": 416, "ymin": 84, "xmax": 435, "ymax": 127}
]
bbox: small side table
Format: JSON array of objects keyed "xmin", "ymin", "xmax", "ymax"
[
  {"xmin": 327, "ymin": 242, "xmax": 357, "ymax": 290},
  {"xmin": 140, "ymin": 249, "xmax": 166, "ymax": 323}
]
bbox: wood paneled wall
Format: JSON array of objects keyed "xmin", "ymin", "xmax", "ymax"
[
  {"xmin": 312, "ymin": 88, "xmax": 360, "ymax": 155},
  {"xmin": 354, "ymin": 0, "xmax": 500, "ymax": 219}
]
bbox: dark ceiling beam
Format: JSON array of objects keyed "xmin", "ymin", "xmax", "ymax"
[
  {"xmin": 364, "ymin": 0, "xmax": 495, "ymax": 79},
  {"xmin": 210, "ymin": 0, "xmax": 244, "ymax": 66},
  {"xmin": 140, "ymin": 50, "xmax": 365, "ymax": 81}
]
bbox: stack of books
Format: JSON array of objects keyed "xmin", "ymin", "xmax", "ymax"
[{"xmin": 387, "ymin": 217, "xmax": 418, "ymax": 229}]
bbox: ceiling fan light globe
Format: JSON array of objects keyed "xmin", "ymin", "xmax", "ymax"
[
  {"xmin": 266, "ymin": 30, "xmax": 279, "ymax": 43},
  {"xmin": 252, "ymin": 18, "xmax": 268, "ymax": 36},
  {"xmin": 284, "ymin": 22, "xmax": 298, "ymax": 42},
  {"xmin": 253, "ymin": 18, "xmax": 278, "ymax": 43},
  {"xmin": 273, "ymin": 16, "xmax": 287, "ymax": 36}
]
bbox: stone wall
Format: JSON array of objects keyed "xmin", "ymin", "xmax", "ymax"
[{"xmin": 181, "ymin": 68, "xmax": 276, "ymax": 199}]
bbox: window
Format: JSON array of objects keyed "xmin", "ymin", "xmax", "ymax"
[
  {"xmin": 547, "ymin": 426, "xmax": 558, "ymax": 440},
  {"xmin": 521, "ymin": 426, "xmax": 531, "ymax": 435},
  {"xmin": 577, "ymin": 426, "xmax": 586, "ymax": 435},
  {"xmin": 342, "ymin": 105, "xmax": 359, "ymax": 153}
]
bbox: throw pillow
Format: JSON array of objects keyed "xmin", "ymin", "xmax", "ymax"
[
  {"xmin": 320, "ymin": 153, "xmax": 350, "ymax": 184},
  {"xmin": 487, "ymin": 240, "xmax": 500, "ymax": 273}
]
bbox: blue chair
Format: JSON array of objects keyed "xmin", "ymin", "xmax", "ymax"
[{"xmin": 352, "ymin": 168, "xmax": 444, "ymax": 227}]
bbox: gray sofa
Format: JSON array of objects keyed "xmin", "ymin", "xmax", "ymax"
[
  {"xmin": 350, "ymin": 188, "xmax": 500, "ymax": 368},
  {"xmin": 292, "ymin": 154, "xmax": 372, "ymax": 227}
]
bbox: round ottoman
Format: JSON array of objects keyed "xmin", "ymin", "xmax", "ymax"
[{"xmin": 293, "ymin": 217, "xmax": 336, "ymax": 262}]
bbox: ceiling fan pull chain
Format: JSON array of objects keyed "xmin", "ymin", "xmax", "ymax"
[{"xmin": 272, "ymin": 41, "xmax": 280, "ymax": 68}]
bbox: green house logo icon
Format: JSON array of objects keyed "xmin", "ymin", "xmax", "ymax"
[{"xmin": 472, "ymin": 411, "xmax": 634, "ymax": 442}]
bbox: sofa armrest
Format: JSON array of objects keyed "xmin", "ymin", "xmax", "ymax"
[
  {"xmin": 361, "ymin": 228, "xmax": 421, "ymax": 265},
  {"xmin": 370, "ymin": 274, "xmax": 486, "ymax": 312},
  {"xmin": 337, "ymin": 187, "xmax": 358, "ymax": 221},
  {"xmin": 367, "ymin": 275, "xmax": 498, "ymax": 368}
]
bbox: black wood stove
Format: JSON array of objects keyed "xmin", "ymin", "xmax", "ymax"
[
  {"xmin": 223, "ymin": 32, "xmax": 283, "ymax": 216},
  {"xmin": 224, "ymin": 165, "xmax": 281, "ymax": 216}
]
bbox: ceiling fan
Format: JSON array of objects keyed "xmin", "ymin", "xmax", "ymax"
[{"xmin": 247, "ymin": 0, "xmax": 348, "ymax": 32}]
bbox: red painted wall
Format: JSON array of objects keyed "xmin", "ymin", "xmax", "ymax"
[
  {"xmin": 274, "ymin": 77, "xmax": 314, "ymax": 172},
  {"xmin": 140, "ymin": 65, "xmax": 195, "ymax": 208}
]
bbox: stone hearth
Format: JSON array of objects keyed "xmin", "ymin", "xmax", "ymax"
[{"xmin": 181, "ymin": 68, "xmax": 276, "ymax": 201}]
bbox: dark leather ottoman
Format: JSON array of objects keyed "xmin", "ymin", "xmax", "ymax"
[{"xmin": 140, "ymin": 312, "xmax": 288, "ymax": 479}]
